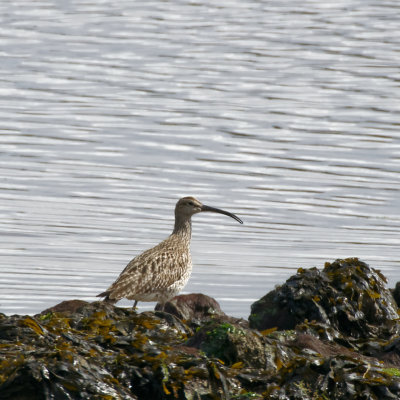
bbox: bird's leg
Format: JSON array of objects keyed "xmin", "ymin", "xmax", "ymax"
[{"xmin": 133, "ymin": 300, "xmax": 138, "ymax": 309}]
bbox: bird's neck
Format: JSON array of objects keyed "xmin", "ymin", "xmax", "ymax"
[{"xmin": 172, "ymin": 216, "xmax": 192, "ymax": 240}]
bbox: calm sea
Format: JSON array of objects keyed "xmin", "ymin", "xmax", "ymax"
[{"xmin": 1, "ymin": 0, "xmax": 399, "ymax": 317}]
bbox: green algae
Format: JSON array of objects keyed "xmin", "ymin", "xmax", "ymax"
[{"xmin": 382, "ymin": 367, "xmax": 400, "ymax": 377}]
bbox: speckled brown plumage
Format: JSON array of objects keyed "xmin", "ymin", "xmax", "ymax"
[{"xmin": 97, "ymin": 196, "xmax": 243, "ymax": 308}]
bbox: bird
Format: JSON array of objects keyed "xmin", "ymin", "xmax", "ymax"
[{"xmin": 97, "ymin": 196, "xmax": 243, "ymax": 309}]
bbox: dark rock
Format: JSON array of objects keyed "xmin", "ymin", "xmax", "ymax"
[
  {"xmin": 2, "ymin": 259, "xmax": 400, "ymax": 399},
  {"xmin": 0, "ymin": 301, "xmax": 238, "ymax": 400},
  {"xmin": 249, "ymin": 258, "xmax": 399, "ymax": 341},
  {"xmin": 365, "ymin": 336, "xmax": 400, "ymax": 367},
  {"xmin": 155, "ymin": 293, "xmax": 226, "ymax": 328},
  {"xmin": 186, "ymin": 319, "xmax": 266, "ymax": 368},
  {"xmin": 391, "ymin": 282, "xmax": 400, "ymax": 308},
  {"xmin": 40, "ymin": 299, "xmax": 89, "ymax": 315}
]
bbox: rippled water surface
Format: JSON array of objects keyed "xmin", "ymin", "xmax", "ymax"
[{"xmin": 1, "ymin": 0, "xmax": 400, "ymax": 317}]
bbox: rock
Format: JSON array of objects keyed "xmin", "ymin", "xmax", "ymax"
[
  {"xmin": 155, "ymin": 293, "xmax": 226, "ymax": 328},
  {"xmin": 186, "ymin": 319, "xmax": 266, "ymax": 368},
  {"xmin": 292, "ymin": 333, "xmax": 364, "ymax": 360},
  {"xmin": 41, "ymin": 299, "xmax": 89, "ymax": 315},
  {"xmin": 391, "ymin": 282, "xmax": 400, "ymax": 308},
  {"xmin": 0, "ymin": 301, "xmax": 237, "ymax": 400},
  {"xmin": 2, "ymin": 259, "xmax": 400, "ymax": 399},
  {"xmin": 249, "ymin": 258, "xmax": 399, "ymax": 341},
  {"xmin": 363, "ymin": 336, "xmax": 400, "ymax": 368}
]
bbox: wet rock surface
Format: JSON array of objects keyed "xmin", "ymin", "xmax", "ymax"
[
  {"xmin": 154, "ymin": 293, "xmax": 227, "ymax": 329},
  {"xmin": 1, "ymin": 258, "xmax": 400, "ymax": 399},
  {"xmin": 249, "ymin": 258, "xmax": 400, "ymax": 342}
]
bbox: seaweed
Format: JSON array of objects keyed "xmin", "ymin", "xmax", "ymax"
[{"xmin": 1, "ymin": 260, "xmax": 400, "ymax": 399}]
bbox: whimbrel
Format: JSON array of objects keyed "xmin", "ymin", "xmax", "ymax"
[{"xmin": 97, "ymin": 196, "xmax": 243, "ymax": 308}]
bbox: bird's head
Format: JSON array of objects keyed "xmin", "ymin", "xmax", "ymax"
[{"xmin": 175, "ymin": 196, "xmax": 243, "ymax": 224}]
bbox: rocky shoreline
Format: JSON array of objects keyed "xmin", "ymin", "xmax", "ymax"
[{"xmin": 1, "ymin": 258, "xmax": 400, "ymax": 399}]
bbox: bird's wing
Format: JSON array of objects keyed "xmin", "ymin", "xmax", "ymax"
[{"xmin": 101, "ymin": 239, "xmax": 190, "ymax": 300}]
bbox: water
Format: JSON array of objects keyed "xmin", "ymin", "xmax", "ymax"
[{"xmin": 1, "ymin": 0, "xmax": 400, "ymax": 318}]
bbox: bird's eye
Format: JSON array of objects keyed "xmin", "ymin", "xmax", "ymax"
[{"xmin": 188, "ymin": 201, "xmax": 194, "ymax": 206}]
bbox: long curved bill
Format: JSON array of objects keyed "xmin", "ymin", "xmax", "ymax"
[{"xmin": 201, "ymin": 204, "xmax": 243, "ymax": 224}]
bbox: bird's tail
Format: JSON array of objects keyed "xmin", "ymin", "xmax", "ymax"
[{"xmin": 96, "ymin": 291, "xmax": 118, "ymax": 305}]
